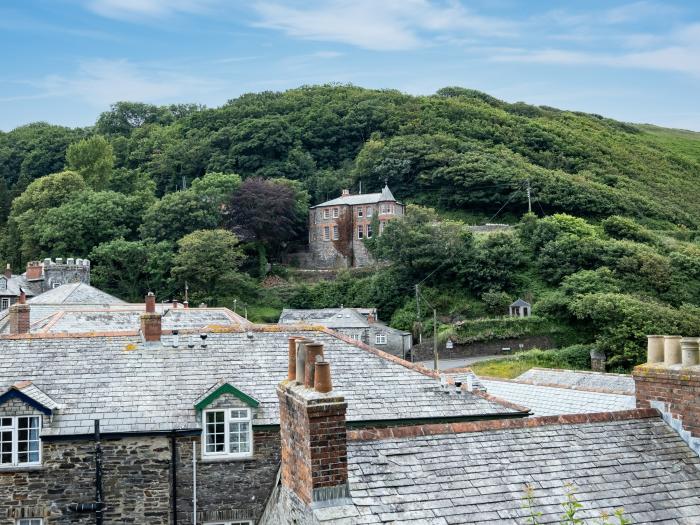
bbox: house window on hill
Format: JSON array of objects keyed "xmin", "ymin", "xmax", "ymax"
[
  {"xmin": 332, "ymin": 225, "xmax": 339, "ymax": 240},
  {"xmin": 17, "ymin": 519, "xmax": 43, "ymax": 525},
  {"xmin": 323, "ymin": 226, "xmax": 330, "ymax": 241},
  {"xmin": 357, "ymin": 207, "xmax": 363, "ymax": 218},
  {"xmin": 357, "ymin": 226, "xmax": 364, "ymax": 239},
  {"xmin": 366, "ymin": 223, "xmax": 372, "ymax": 238},
  {"xmin": 1, "ymin": 298, "xmax": 8, "ymax": 310},
  {"xmin": 375, "ymin": 332, "xmax": 387, "ymax": 345},
  {"xmin": 367, "ymin": 206, "xmax": 373, "ymax": 217},
  {"xmin": 332, "ymin": 207, "xmax": 339, "ymax": 218},
  {"xmin": 203, "ymin": 408, "xmax": 252, "ymax": 459},
  {"xmin": 0, "ymin": 415, "xmax": 41, "ymax": 467},
  {"xmin": 323, "ymin": 208, "xmax": 330, "ymax": 219}
]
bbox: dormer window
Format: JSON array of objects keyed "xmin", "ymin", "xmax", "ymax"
[
  {"xmin": 0, "ymin": 277, "xmax": 6, "ymax": 290},
  {"xmin": 194, "ymin": 382, "xmax": 259, "ymax": 461},
  {"xmin": 0, "ymin": 416, "xmax": 41, "ymax": 467},
  {"xmin": 203, "ymin": 408, "xmax": 252, "ymax": 458}
]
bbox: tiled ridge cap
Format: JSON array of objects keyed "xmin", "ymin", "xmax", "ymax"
[
  {"xmin": 477, "ymin": 375, "xmax": 635, "ymax": 396},
  {"xmin": 347, "ymin": 408, "xmax": 661, "ymax": 441}
]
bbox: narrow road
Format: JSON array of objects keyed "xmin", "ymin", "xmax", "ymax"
[{"xmin": 418, "ymin": 354, "xmax": 510, "ymax": 371}]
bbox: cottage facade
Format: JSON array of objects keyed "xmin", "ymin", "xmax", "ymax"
[{"xmin": 308, "ymin": 185, "xmax": 403, "ymax": 268}]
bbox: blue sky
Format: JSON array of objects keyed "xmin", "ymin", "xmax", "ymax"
[{"xmin": 1, "ymin": 0, "xmax": 699, "ymax": 131}]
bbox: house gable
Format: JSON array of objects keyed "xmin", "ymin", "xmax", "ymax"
[{"xmin": 194, "ymin": 382, "xmax": 260, "ymax": 411}]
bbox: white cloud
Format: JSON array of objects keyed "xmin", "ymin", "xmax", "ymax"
[
  {"xmin": 252, "ymin": 0, "xmax": 516, "ymax": 51},
  {"xmin": 37, "ymin": 59, "xmax": 221, "ymax": 107},
  {"xmin": 84, "ymin": 0, "xmax": 216, "ymax": 20},
  {"xmin": 492, "ymin": 19, "xmax": 700, "ymax": 78}
]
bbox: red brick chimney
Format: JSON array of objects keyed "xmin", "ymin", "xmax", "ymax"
[
  {"xmin": 277, "ymin": 349, "xmax": 348, "ymax": 506},
  {"xmin": 141, "ymin": 292, "xmax": 161, "ymax": 342},
  {"xmin": 145, "ymin": 291, "xmax": 156, "ymax": 313},
  {"xmin": 9, "ymin": 303, "xmax": 30, "ymax": 334},
  {"xmin": 3, "ymin": 263, "xmax": 11, "ymax": 279},
  {"xmin": 25, "ymin": 261, "xmax": 43, "ymax": 281},
  {"xmin": 634, "ymin": 335, "xmax": 700, "ymax": 451}
]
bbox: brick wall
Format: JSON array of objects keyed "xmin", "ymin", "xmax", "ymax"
[
  {"xmin": 277, "ymin": 381, "xmax": 348, "ymax": 505},
  {"xmin": 633, "ymin": 365, "xmax": 700, "ymax": 439}
]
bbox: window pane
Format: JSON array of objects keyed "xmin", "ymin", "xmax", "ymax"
[
  {"xmin": 17, "ymin": 417, "xmax": 40, "ymax": 464},
  {"xmin": 205, "ymin": 412, "xmax": 226, "ymax": 453},
  {"xmin": 229, "ymin": 420, "xmax": 251, "ymax": 454}
]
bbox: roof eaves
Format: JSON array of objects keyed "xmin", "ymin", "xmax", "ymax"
[{"xmin": 194, "ymin": 381, "xmax": 260, "ymax": 411}]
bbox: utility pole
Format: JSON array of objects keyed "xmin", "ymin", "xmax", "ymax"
[
  {"xmin": 526, "ymin": 180, "xmax": 532, "ymax": 214},
  {"xmin": 415, "ymin": 284, "xmax": 422, "ymax": 345},
  {"xmin": 433, "ymin": 308, "xmax": 438, "ymax": 371}
]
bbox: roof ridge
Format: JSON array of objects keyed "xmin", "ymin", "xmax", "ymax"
[
  {"xmin": 347, "ymin": 408, "xmax": 660, "ymax": 441},
  {"xmin": 484, "ymin": 375, "xmax": 634, "ymax": 396}
]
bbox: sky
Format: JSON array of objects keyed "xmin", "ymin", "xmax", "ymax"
[{"xmin": 1, "ymin": 0, "xmax": 699, "ymax": 131}]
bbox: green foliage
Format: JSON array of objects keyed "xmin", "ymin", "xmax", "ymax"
[
  {"xmin": 602, "ymin": 215, "xmax": 657, "ymax": 245},
  {"xmin": 172, "ymin": 229, "xmax": 252, "ymax": 305},
  {"xmin": 482, "ymin": 291, "xmax": 512, "ymax": 315},
  {"xmin": 66, "ymin": 135, "xmax": 115, "ymax": 190},
  {"xmin": 89, "ymin": 239, "xmax": 175, "ymax": 301}
]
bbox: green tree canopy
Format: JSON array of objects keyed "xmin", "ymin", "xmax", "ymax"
[
  {"xmin": 171, "ymin": 229, "xmax": 251, "ymax": 305},
  {"xmin": 66, "ymin": 135, "xmax": 115, "ymax": 190}
]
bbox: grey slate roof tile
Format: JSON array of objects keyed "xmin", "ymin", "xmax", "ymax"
[
  {"xmin": 0, "ymin": 329, "xmax": 518, "ymax": 436},
  {"xmin": 344, "ymin": 418, "xmax": 700, "ymax": 524},
  {"xmin": 515, "ymin": 367, "xmax": 635, "ymax": 394}
]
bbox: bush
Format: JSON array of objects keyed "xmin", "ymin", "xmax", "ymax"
[{"xmin": 482, "ymin": 291, "xmax": 511, "ymax": 315}]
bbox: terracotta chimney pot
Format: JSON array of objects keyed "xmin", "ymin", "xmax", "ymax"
[
  {"xmin": 314, "ymin": 361, "xmax": 332, "ymax": 393},
  {"xmin": 304, "ymin": 342, "xmax": 325, "ymax": 388},
  {"xmin": 288, "ymin": 336, "xmax": 299, "ymax": 381}
]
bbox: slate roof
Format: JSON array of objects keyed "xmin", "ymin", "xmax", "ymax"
[
  {"xmin": 8, "ymin": 381, "xmax": 61, "ymax": 411},
  {"xmin": 279, "ymin": 308, "xmax": 410, "ymax": 335},
  {"xmin": 0, "ymin": 274, "xmax": 36, "ymax": 298},
  {"xmin": 481, "ymin": 378, "xmax": 635, "ymax": 416},
  {"xmin": 311, "ymin": 185, "xmax": 399, "ymax": 208},
  {"xmin": 0, "ymin": 329, "xmax": 523, "ymax": 437},
  {"xmin": 27, "ymin": 282, "xmax": 125, "ymax": 305},
  {"xmin": 343, "ymin": 414, "xmax": 700, "ymax": 524},
  {"xmin": 510, "ymin": 298, "xmax": 531, "ymax": 308},
  {"xmin": 515, "ymin": 367, "xmax": 635, "ymax": 395}
]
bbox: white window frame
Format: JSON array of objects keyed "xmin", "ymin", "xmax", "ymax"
[
  {"xmin": 202, "ymin": 408, "xmax": 253, "ymax": 459},
  {"xmin": 366, "ymin": 223, "xmax": 372, "ymax": 238},
  {"xmin": 332, "ymin": 225, "xmax": 339, "ymax": 240},
  {"xmin": 1, "ymin": 298, "xmax": 9, "ymax": 309},
  {"xmin": 375, "ymin": 332, "xmax": 388, "ymax": 345},
  {"xmin": 204, "ymin": 521, "xmax": 253, "ymax": 525},
  {"xmin": 17, "ymin": 519, "xmax": 44, "ymax": 525},
  {"xmin": 357, "ymin": 206, "xmax": 363, "ymax": 218},
  {"xmin": 366, "ymin": 206, "xmax": 373, "ymax": 217},
  {"xmin": 350, "ymin": 333, "xmax": 360, "ymax": 341},
  {"xmin": 0, "ymin": 415, "xmax": 42, "ymax": 468},
  {"xmin": 323, "ymin": 226, "xmax": 330, "ymax": 241},
  {"xmin": 323, "ymin": 208, "xmax": 330, "ymax": 219},
  {"xmin": 332, "ymin": 207, "xmax": 339, "ymax": 218},
  {"xmin": 357, "ymin": 225, "xmax": 364, "ymax": 239}
]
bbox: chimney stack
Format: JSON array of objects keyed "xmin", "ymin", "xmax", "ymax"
[
  {"xmin": 341, "ymin": 189, "xmax": 350, "ymax": 196},
  {"xmin": 25, "ymin": 261, "xmax": 43, "ymax": 281},
  {"xmin": 634, "ymin": 334, "xmax": 700, "ymax": 454},
  {"xmin": 145, "ymin": 291, "xmax": 156, "ymax": 313},
  {"xmin": 4, "ymin": 263, "xmax": 11, "ymax": 279},
  {"xmin": 9, "ymin": 302, "xmax": 30, "ymax": 334},
  {"xmin": 277, "ymin": 350, "xmax": 348, "ymax": 507},
  {"xmin": 141, "ymin": 292, "xmax": 162, "ymax": 342},
  {"xmin": 172, "ymin": 300, "xmax": 179, "ymax": 309}
]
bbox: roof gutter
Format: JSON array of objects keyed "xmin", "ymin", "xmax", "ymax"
[{"xmin": 42, "ymin": 428, "xmax": 201, "ymax": 442}]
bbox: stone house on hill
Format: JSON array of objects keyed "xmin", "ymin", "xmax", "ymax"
[
  {"xmin": 0, "ymin": 258, "xmax": 90, "ymax": 311},
  {"xmin": 308, "ymin": 184, "xmax": 403, "ymax": 268}
]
